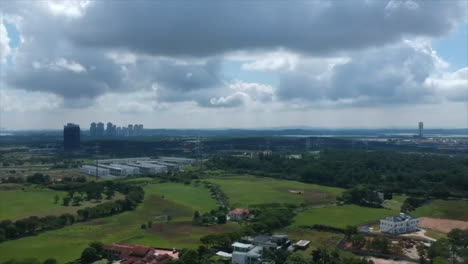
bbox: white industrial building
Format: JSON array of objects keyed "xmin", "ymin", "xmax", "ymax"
[
  {"xmin": 80, "ymin": 156, "xmax": 194, "ymax": 177},
  {"xmin": 157, "ymin": 156, "xmax": 196, "ymax": 165},
  {"xmin": 129, "ymin": 162, "xmax": 168, "ymax": 174},
  {"xmin": 110, "ymin": 163, "xmax": 140, "ymax": 175},
  {"xmin": 79, "ymin": 165, "xmax": 112, "ymax": 178},
  {"xmin": 380, "ymin": 213, "xmax": 419, "ymax": 235}
]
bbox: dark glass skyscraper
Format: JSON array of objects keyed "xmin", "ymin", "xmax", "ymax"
[{"xmin": 63, "ymin": 123, "xmax": 81, "ymax": 151}]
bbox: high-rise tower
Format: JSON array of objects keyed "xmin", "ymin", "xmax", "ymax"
[
  {"xmin": 418, "ymin": 122, "xmax": 424, "ymax": 137},
  {"xmin": 64, "ymin": 123, "xmax": 81, "ymax": 151}
]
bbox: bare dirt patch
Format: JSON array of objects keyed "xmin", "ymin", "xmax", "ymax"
[
  {"xmin": 419, "ymin": 217, "xmax": 468, "ymax": 233},
  {"xmin": 0, "ymin": 184, "xmax": 23, "ymax": 190}
]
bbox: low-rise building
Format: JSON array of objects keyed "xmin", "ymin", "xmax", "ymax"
[
  {"xmin": 79, "ymin": 165, "xmax": 111, "ymax": 178},
  {"xmin": 231, "ymin": 242, "xmax": 262, "ymax": 264},
  {"xmin": 380, "ymin": 213, "xmax": 419, "ymax": 235},
  {"xmin": 229, "ymin": 208, "xmax": 251, "ymax": 221},
  {"xmin": 294, "ymin": 240, "xmax": 310, "ymax": 250},
  {"xmin": 103, "ymin": 242, "xmax": 178, "ymax": 264},
  {"xmin": 244, "ymin": 234, "xmax": 290, "ymax": 249}
]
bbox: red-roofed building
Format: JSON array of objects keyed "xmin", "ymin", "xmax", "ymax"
[
  {"xmin": 229, "ymin": 208, "xmax": 251, "ymax": 221},
  {"xmin": 103, "ymin": 242, "xmax": 179, "ymax": 264}
]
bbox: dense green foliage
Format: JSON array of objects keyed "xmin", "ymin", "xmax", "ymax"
[
  {"xmin": 338, "ymin": 185, "xmax": 383, "ymax": 207},
  {"xmin": 200, "ymin": 204, "xmax": 296, "ymax": 251},
  {"xmin": 427, "ymin": 229, "xmax": 468, "ymax": 263},
  {"xmin": 207, "ymin": 150, "xmax": 468, "ymax": 197}
]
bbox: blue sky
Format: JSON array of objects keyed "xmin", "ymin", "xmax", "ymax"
[{"xmin": 434, "ymin": 22, "xmax": 468, "ymax": 70}]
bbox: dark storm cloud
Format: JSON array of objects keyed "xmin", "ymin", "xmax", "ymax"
[{"xmin": 67, "ymin": 0, "xmax": 465, "ymax": 56}]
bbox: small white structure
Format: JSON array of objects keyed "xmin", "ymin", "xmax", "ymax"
[
  {"xmin": 231, "ymin": 242, "xmax": 262, "ymax": 264},
  {"xmin": 380, "ymin": 213, "xmax": 419, "ymax": 235},
  {"xmin": 216, "ymin": 251, "xmax": 232, "ymax": 259},
  {"xmin": 294, "ymin": 240, "xmax": 310, "ymax": 249}
]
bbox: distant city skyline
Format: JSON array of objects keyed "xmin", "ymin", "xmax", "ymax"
[{"xmin": 1, "ymin": 1, "xmax": 467, "ymax": 130}]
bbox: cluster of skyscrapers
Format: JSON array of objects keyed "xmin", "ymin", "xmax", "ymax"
[{"xmin": 89, "ymin": 122, "xmax": 144, "ymax": 137}]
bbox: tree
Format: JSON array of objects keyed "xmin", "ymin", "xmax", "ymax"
[
  {"xmin": 368, "ymin": 237, "xmax": 390, "ymax": 253},
  {"xmin": 217, "ymin": 215, "xmax": 227, "ymax": 224},
  {"xmin": 89, "ymin": 241, "xmax": 104, "ymax": 258},
  {"xmin": 447, "ymin": 228, "xmax": 468, "ymax": 248},
  {"xmin": 62, "ymin": 197, "xmax": 71, "ymax": 206},
  {"xmin": 147, "ymin": 221, "xmax": 153, "ymax": 229},
  {"xmin": 428, "ymin": 238, "xmax": 451, "ymax": 259},
  {"xmin": 141, "ymin": 223, "xmax": 147, "ymax": 229},
  {"xmin": 285, "ymin": 253, "xmax": 310, "ymax": 264},
  {"xmin": 179, "ymin": 249, "xmax": 199, "ymax": 264},
  {"xmin": 104, "ymin": 188, "xmax": 115, "ymax": 200},
  {"xmin": 193, "ymin": 211, "xmax": 201, "ymax": 225},
  {"xmin": 72, "ymin": 196, "xmax": 83, "ymax": 206},
  {"xmin": 432, "ymin": 257, "xmax": 448, "ymax": 264},
  {"xmin": 80, "ymin": 247, "xmax": 100, "ymax": 263},
  {"xmin": 53, "ymin": 195, "xmax": 60, "ymax": 204},
  {"xmin": 43, "ymin": 259, "xmax": 57, "ymax": 264},
  {"xmin": 351, "ymin": 234, "xmax": 366, "ymax": 249},
  {"xmin": 344, "ymin": 226, "xmax": 357, "ymax": 238}
]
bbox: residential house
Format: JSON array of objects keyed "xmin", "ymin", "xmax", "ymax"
[
  {"xmin": 380, "ymin": 213, "xmax": 419, "ymax": 235},
  {"xmin": 231, "ymin": 242, "xmax": 263, "ymax": 264},
  {"xmin": 229, "ymin": 208, "xmax": 251, "ymax": 221}
]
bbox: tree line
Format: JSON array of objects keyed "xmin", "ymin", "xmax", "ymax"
[{"xmin": 206, "ymin": 150, "xmax": 468, "ymax": 198}]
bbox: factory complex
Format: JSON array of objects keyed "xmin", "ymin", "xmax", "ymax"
[{"xmin": 79, "ymin": 157, "xmax": 196, "ymax": 178}]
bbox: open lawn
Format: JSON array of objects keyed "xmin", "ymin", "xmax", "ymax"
[
  {"xmin": 0, "ymin": 186, "xmax": 125, "ymax": 221},
  {"xmin": 0, "ymin": 186, "xmax": 66, "ymax": 220},
  {"xmin": 0, "ymin": 183, "xmax": 227, "ymax": 263},
  {"xmin": 207, "ymin": 175, "xmax": 343, "ymax": 208},
  {"xmin": 281, "ymin": 227, "xmax": 344, "ymax": 255},
  {"xmin": 382, "ymin": 195, "xmax": 407, "ymax": 211},
  {"xmin": 413, "ymin": 200, "xmax": 468, "ymax": 221},
  {"xmin": 293, "ymin": 205, "xmax": 398, "ymax": 228}
]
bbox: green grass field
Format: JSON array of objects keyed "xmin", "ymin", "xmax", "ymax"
[
  {"xmin": 0, "ymin": 186, "xmax": 125, "ymax": 221},
  {"xmin": 0, "ymin": 183, "xmax": 229, "ymax": 263},
  {"xmin": 413, "ymin": 200, "xmax": 468, "ymax": 221},
  {"xmin": 207, "ymin": 175, "xmax": 343, "ymax": 208},
  {"xmin": 281, "ymin": 227, "xmax": 344, "ymax": 255},
  {"xmin": 382, "ymin": 194, "xmax": 407, "ymax": 211},
  {"xmin": 0, "ymin": 186, "xmax": 66, "ymax": 220},
  {"xmin": 293, "ymin": 205, "xmax": 398, "ymax": 228}
]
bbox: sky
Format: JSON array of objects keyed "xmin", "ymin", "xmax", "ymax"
[{"xmin": 0, "ymin": 0, "xmax": 467, "ymax": 130}]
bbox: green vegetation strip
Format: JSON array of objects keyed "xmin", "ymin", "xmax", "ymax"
[
  {"xmin": 207, "ymin": 175, "xmax": 343, "ymax": 208},
  {"xmin": 0, "ymin": 183, "xmax": 223, "ymax": 263},
  {"xmin": 293, "ymin": 205, "xmax": 398, "ymax": 228}
]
